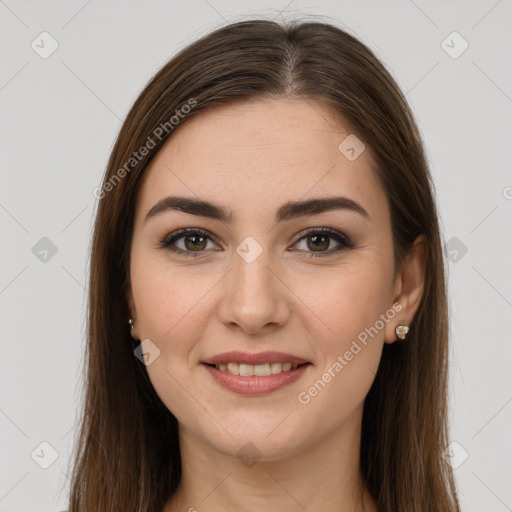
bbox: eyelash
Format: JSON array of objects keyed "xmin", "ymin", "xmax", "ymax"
[{"xmin": 158, "ymin": 227, "xmax": 353, "ymax": 258}]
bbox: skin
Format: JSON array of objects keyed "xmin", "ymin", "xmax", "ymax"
[{"xmin": 126, "ymin": 97, "xmax": 427, "ymax": 512}]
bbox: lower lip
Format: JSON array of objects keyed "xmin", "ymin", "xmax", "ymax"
[{"xmin": 202, "ymin": 363, "xmax": 312, "ymax": 396}]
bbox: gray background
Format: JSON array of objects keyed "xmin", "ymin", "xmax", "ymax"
[{"xmin": 1, "ymin": 1, "xmax": 511, "ymax": 511}]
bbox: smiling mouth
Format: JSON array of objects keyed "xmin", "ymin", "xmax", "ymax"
[{"xmin": 203, "ymin": 362, "xmax": 311, "ymax": 376}]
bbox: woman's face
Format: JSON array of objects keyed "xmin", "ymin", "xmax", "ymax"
[{"xmin": 127, "ymin": 97, "xmax": 405, "ymax": 460}]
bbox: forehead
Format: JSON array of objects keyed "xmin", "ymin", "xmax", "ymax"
[{"xmin": 135, "ymin": 98, "xmax": 387, "ymax": 223}]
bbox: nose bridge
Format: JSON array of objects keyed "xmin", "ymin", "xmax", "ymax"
[{"xmin": 219, "ymin": 236, "xmax": 289, "ymax": 332}]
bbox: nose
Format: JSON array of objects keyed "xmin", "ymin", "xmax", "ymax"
[{"xmin": 217, "ymin": 245, "xmax": 291, "ymax": 334}]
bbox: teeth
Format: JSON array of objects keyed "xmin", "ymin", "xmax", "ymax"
[
  {"xmin": 254, "ymin": 363, "xmax": 270, "ymax": 376},
  {"xmin": 227, "ymin": 362, "xmax": 239, "ymax": 375},
  {"xmin": 215, "ymin": 362, "xmax": 300, "ymax": 375},
  {"xmin": 270, "ymin": 362, "xmax": 282, "ymax": 374},
  {"xmin": 239, "ymin": 363, "xmax": 254, "ymax": 376}
]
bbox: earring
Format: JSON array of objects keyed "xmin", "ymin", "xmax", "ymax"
[
  {"xmin": 395, "ymin": 324, "xmax": 409, "ymax": 340},
  {"xmin": 128, "ymin": 318, "xmax": 134, "ymax": 331}
]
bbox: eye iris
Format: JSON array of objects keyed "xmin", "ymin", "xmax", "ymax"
[
  {"xmin": 184, "ymin": 235, "xmax": 207, "ymax": 251},
  {"xmin": 307, "ymin": 234, "xmax": 329, "ymax": 251}
]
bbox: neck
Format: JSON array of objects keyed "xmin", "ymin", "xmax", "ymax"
[{"xmin": 164, "ymin": 405, "xmax": 377, "ymax": 512}]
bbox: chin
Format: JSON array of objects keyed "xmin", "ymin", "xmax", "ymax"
[{"xmin": 194, "ymin": 417, "xmax": 310, "ymax": 463}]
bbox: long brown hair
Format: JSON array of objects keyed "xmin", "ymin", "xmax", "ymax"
[{"xmin": 66, "ymin": 18, "xmax": 461, "ymax": 512}]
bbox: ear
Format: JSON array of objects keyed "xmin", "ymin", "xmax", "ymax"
[
  {"xmin": 126, "ymin": 288, "xmax": 135, "ymax": 316},
  {"xmin": 125, "ymin": 286, "xmax": 139, "ymax": 339},
  {"xmin": 384, "ymin": 235, "xmax": 428, "ymax": 344}
]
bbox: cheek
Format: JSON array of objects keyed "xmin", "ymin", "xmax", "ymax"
[
  {"xmin": 130, "ymin": 259, "xmax": 215, "ymax": 420},
  {"xmin": 292, "ymin": 267, "xmax": 390, "ymax": 425},
  {"xmin": 131, "ymin": 254, "xmax": 212, "ymax": 344},
  {"xmin": 295, "ymin": 256, "xmax": 393, "ymax": 348},
  {"xmin": 130, "ymin": 256, "xmax": 221, "ymax": 397},
  {"xmin": 291, "ymin": 255, "xmax": 393, "ymax": 402}
]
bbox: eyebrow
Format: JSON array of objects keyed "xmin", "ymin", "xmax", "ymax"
[{"xmin": 144, "ymin": 195, "xmax": 369, "ymax": 224}]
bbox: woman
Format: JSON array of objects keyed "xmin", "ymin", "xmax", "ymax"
[{"xmin": 66, "ymin": 18, "xmax": 462, "ymax": 512}]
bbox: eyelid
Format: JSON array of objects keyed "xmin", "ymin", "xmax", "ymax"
[
  {"xmin": 159, "ymin": 226, "xmax": 353, "ymax": 257},
  {"xmin": 289, "ymin": 227, "xmax": 353, "ymax": 257},
  {"xmin": 293, "ymin": 226, "xmax": 352, "ymax": 246},
  {"xmin": 159, "ymin": 228, "xmax": 220, "ymax": 253}
]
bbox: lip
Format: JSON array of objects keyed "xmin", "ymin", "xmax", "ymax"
[
  {"xmin": 202, "ymin": 362, "xmax": 312, "ymax": 396},
  {"xmin": 201, "ymin": 350, "xmax": 309, "ymax": 366}
]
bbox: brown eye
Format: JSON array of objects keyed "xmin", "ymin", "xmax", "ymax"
[
  {"xmin": 306, "ymin": 234, "xmax": 330, "ymax": 252},
  {"xmin": 293, "ymin": 228, "xmax": 353, "ymax": 258},
  {"xmin": 183, "ymin": 234, "xmax": 208, "ymax": 251},
  {"xmin": 160, "ymin": 228, "xmax": 217, "ymax": 257},
  {"xmin": 160, "ymin": 227, "xmax": 352, "ymax": 259}
]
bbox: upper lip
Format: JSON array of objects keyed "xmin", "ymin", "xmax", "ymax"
[{"xmin": 202, "ymin": 350, "xmax": 309, "ymax": 366}]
